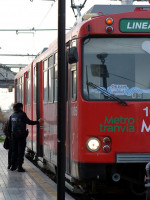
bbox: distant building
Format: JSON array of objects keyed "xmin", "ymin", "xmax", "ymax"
[{"xmin": 0, "ymin": 65, "xmax": 16, "ymax": 90}]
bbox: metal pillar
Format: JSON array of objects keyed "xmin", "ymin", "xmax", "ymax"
[
  {"xmin": 57, "ymin": 0, "xmax": 66, "ymax": 199},
  {"xmin": 121, "ymin": 0, "xmax": 133, "ymax": 4}
]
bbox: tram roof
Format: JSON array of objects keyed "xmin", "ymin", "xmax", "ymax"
[{"xmin": 86, "ymin": 4, "xmax": 150, "ymax": 15}]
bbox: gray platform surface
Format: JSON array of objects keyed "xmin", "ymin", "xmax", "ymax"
[{"xmin": 0, "ymin": 143, "xmax": 74, "ymax": 200}]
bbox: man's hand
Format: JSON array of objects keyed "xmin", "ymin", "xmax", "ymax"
[{"xmin": 38, "ymin": 118, "xmax": 43, "ymax": 123}]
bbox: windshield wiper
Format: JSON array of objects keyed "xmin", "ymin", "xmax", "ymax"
[{"xmin": 87, "ymin": 82, "xmax": 128, "ymax": 106}]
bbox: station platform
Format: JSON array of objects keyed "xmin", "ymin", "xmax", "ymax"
[{"xmin": 0, "ymin": 143, "xmax": 74, "ymax": 200}]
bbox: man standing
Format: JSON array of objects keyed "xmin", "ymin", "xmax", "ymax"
[{"xmin": 9, "ymin": 103, "xmax": 39, "ymax": 172}]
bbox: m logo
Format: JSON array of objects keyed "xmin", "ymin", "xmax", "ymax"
[{"xmin": 141, "ymin": 120, "xmax": 150, "ymax": 132}]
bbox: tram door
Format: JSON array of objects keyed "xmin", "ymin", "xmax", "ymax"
[
  {"xmin": 24, "ymin": 71, "xmax": 32, "ymax": 150},
  {"xmin": 66, "ymin": 45, "xmax": 78, "ymax": 174},
  {"xmin": 66, "ymin": 61, "xmax": 71, "ymax": 173},
  {"xmin": 66, "ymin": 63, "xmax": 74, "ymax": 174},
  {"xmin": 35, "ymin": 62, "xmax": 43, "ymax": 158}
]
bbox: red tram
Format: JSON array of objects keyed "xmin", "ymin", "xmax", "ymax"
[{"xmin": 15, "ymin": 5, "xmax": 150, "ymax": 195}]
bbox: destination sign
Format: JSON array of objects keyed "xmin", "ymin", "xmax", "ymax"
[{"xmin": 120, "ymin": 19, "xmax": 150, "ymax": 32}]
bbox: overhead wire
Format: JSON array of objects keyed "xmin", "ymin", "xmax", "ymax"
[{"xmin": 37, "ymin": 0, "xmax": 57, "ymax": 28}]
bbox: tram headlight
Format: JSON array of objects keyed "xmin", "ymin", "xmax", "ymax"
[{"xmin": 86, "ymin": 137, "xmax": 100, "ymax": 152}]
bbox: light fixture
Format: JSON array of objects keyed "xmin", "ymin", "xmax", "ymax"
[
  {"xmin": 106, "ymin": 17, "xmax": 113, "ymax": 25},
  {"xmin": 86, "ymin": 137, "xmax": 100, "ymax": 152},
  {"xmin": 103, "ymin": 145, "xmax": 111, "ymax": 153},
  {"xmin": 103, "ymin": 137, "xmax": 111, "ymax": 145},
  {"xmin": 106, "ymin": 26, "xmax": 113, "ymax": 34}
]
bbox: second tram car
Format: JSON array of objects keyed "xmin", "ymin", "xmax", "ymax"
[{"xmin": 15, "ymin": 5, "xmax": 150, "ymax": 195}]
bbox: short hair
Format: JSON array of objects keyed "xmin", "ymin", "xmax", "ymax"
[
  {"xmin": 17, "ymin": 103, "xmax": 23, "ymax": 108},
  {"xmin": 13, "ymin": 103, "xmax": 23, "ymax": 112}
]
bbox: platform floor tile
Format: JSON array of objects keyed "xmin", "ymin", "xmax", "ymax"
[{"xmin": 0, "ymin": 143, "xmax": 74, "ymax": 200}]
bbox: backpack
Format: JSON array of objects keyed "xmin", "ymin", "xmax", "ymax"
[{"xmin": 2, "ymin": 120, "xmax": 10, "ymax": 137}]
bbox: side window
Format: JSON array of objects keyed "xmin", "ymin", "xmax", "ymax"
[
  {"xmin": 28, "ymin": 72, "xmax": 31, "ymax": 105},
  {"xmin": 17, "ymin": 77, "xmax": 24, "ymax": 103},
  {"xmin": 70, "ymin": 40, "xmax": 77, "ymax": 101},
  {"xmin": 71, "ymin": 64, "xmax": 77, "ymax": 101},
  {"xmin": 54, "ymin": 53, "xmax": 58, "ymax": 102},
  {"xmin": 43, "ymin": 60, "xmax": 48, "ymax": 103},
  {"xmin": 25, "ymin": 71, "xmax": 30, "ymax": 105},
  {"xmin": 20, "ymin": 77, "xmax": 24, "ymax": 104},
  {"xmin": 16, "ymin": 79, "xmax": 20, "ymax": 103},
  {"xmin": 48, "ymin": 56, "xmax": 54, "ymax": 103},
  {"xmin": 25, "ymin": 75, "xmax": 27, "ymax": 105},
  {"xmin": 25, "ymin": 72, "xmax": 31, "ymax": 105},
  {"xmin": 34, "ymin": 66, "xmax": 36, "ymax": 103}
]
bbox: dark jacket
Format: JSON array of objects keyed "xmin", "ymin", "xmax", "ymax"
[{"xmin": 9, "ymin": 111, "xmax": 38, "ymax": 136}]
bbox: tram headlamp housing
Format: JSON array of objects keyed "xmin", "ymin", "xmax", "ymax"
[
  {"xmin": 86, "ymin": 137, "xmax": 100, "ymax": 152},
  {"xmin": 106, "ymin": 26, "xmax": 113, "ymax": 33},
  {"xmin": 103, "ymin": 137, "xmax": 111, "ymax": 145},
  {"xmin": 103, "ymin": 145, "xmax": 111, "ymax": 153},
  {"xmin": 106, "ymin": 17, "xmax": 113, "ymax": 25}
]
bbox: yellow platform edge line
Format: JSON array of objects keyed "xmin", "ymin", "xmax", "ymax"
[{"xmin": 24, "ymin": 161, "xmax": 57, "ymax": 200}]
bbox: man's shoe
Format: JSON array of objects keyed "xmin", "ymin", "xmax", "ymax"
[
  {"xmin": 17, "ymin": 167, "xmax": 25, "ymax": 172},
  {"xmin": 7, "ymin": 165, "xmax": 11, "ymax": 169},
  {"xmin": 10, "ymin": 166, "xmax": 17, "ymax": 171}
]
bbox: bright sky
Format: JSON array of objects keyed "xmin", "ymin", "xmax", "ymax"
[
  {"xmin": 0, "ymin": 0, "xmax": 148, "ymax": 67},
  {"xmin": 0, "ymin": 0, "xmax": 149, "ymax": 110}
]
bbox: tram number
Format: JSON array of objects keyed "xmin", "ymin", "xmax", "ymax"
[{"xmin": 143, "ymin": 107, "xmax": 149, "ymax": 117}]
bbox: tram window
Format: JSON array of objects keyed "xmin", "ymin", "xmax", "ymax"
[
  {"xmin": 20, "ymin": 77, "xmax": 23, "ymax": 104},
  {"xmin": 16, "ymin": 77, "xmax": 24, "ymax": 103},
  {"xmin": 49, "ymin": 56, "xmax": 53, "ymax": 68},
  {"xmin": 17, "ymin": 83, "xmax": 20, "ymax": 102},
  {"xmin": 15, "ymin": 83, "xmax": 17, "ymax": 102},
  {"xmin": 20, "ymin": 84, "xmax": 22, "ymax": 103},
  {"xmin": 27, "ymin": 72, "xmax": 31, "ymax": 105},
  {"xmin": 72, "ymin": 70, "xmax": 77, "ymax": 101},
  {"xmin": 54, "ymin": 52, "xmax": 58, "ymax": 65},
  {"xmin": 55, "ymin": 64, "xmax": 58, "ymax": 78},
  {"xmin": 25, "ymin": 71, "xmax": 31, "ymax": 105},
  {"xmin": 25, "ymin": 76, "xmax": 28, "ymax": 105},
  {"xmin": 21, "ymin": 81, "xmax": 24, "ymax": 104},
  {"xmin": 43, "ymin": 70, "xmax": 48, "ymax": 103},
  {"xmin": 43, "ymin": 59, "xmax": 49, "ymax": 103},
  {"xmin": 49, "ymin": 68, "xmax": 54, "ymax": 103},
  {"xmin": 54, "ymin": 65, "xmax": 58, "ymax": 102},
  {"xmin": 33, "ymin": 67, "xmax": 36, "ymax": 103},
  {"xmin": 83, "ymin": 38, "xmax": 150, "ymax": 101},
  {"xmin": 54, "ymin": 79, "xmax": 58, "ymax": 102},
  {"xmin": 28, "ymin": 73, "xmax": 31, "ymax": 104},
  {"xmin": 43, "ymin": 59, "xmax": 48, "ymax": 70}
]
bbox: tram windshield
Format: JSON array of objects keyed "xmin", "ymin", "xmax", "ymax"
[{"xmin": 82, "ymin": 38, "xmax": 150, "ymax": 101}]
